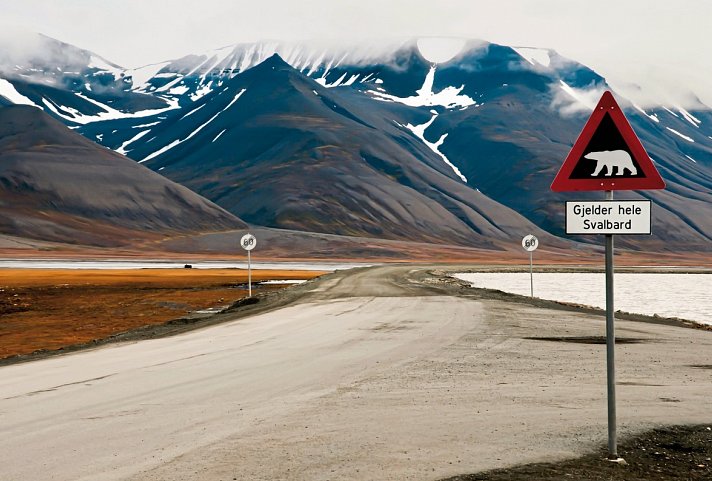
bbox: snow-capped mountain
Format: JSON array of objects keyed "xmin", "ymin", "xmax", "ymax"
[
  {"xmin": 2, "ymin": 35, "xmax": 712, "ymax": 250},
  {"xmin": 0, "ymin": 33, "xmax": 174, "ymax": 124},
  {"xmin": 137, "ymin": 53, "xmax": 560, "ymax": 246}
]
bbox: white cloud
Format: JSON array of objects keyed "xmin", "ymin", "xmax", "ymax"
[
  {"xmin": 550, "ymin": 81, "xmax": 607, "ymax": 116},
  {"xmin": 0, "ymin": 0, "xmax": 710, "ymax": 108}
]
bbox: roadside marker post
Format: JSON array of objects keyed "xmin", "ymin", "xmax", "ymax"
[
  {"xmin": 550, "ymin": 91, "xmax": 665, "ymax": 460},
  {"xmin": 521, "ymin": 234, "xmax": 538, "ymax": 297},
  {"xmin": 240, "ymin": 233, "xmax": 257, "ymax": 297}
]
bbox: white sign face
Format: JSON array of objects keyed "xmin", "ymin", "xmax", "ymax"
[
  {"xmin": 240, "ymin": 233, "xmax": 257, "ymax": 251},
  {"xmin": 566, "ymin": 200, "xmax": 651, "ymax": 235},
  {"xmin": 522, "ymin": 234, "xmax": 538, "ymax": 252}
]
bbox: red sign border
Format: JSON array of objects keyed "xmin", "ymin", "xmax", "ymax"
[{"xmin": 551, "ymin": 91, "xmax": 666, "ymax": 192}]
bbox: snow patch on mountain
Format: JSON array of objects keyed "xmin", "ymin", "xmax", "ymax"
[
  {"xmin": 368, "ymin": 66, "xmax": 476, "ymax": 109},
  {"xmin": 180, "ymin": 103, "xmax": 206, "ymax": 120},
  {"xmin": 139, "ymin": 139, "xmax": 181, "ymax": 163},
  {"xmin": 141, "ymin": 89, "xmax": 246, "ymax": 162},
  {"xmin": 407, "ymin": 111, "xmax": 467, "ymax": 183},
  {"xmin": 126, "ymin": 62, "xmax": 171, "ymax": 90},
  {"xmin": 155, "ymin": 74, "xmax": 187, "ymax": 93},
  {"xmin": 168, "ymin": 85, "xmax": 189, "ymax": 95},
  {"xmin": 42, "ymin": 93, "xmax": 180, "ymax": 125},
  {"xmin": 666, "ymin": 127, "xmax": 694, "ymax": 142},
  {"xmin": 417, "ymin": 38, "xmax": 467, "ymax": 64},
  {"xmin": 190, "ymin": 84, "xmax": 213, "ymax": 101},
  {"xmin": 317, "ymin": 72, "xmax": 347, "ymax": 88},
  {"xmin": 633, "ymin": 104, "xmax": 660, "ymax": 123},
  {"xmin": 133, "ymin": 121, "xmax": 160, "ymax": 128},
  {"xmin": 116, "ymin": 130, "xmax": 151, "ymax": 155},
  {"xmin": 513, "ymin": 47, "xmax": 551, "ymax": 67},
  {"xmin": 203, "ymin": 45, "xmax": 235, "ymax": 77},
  {"xmin": 663, "ymin": 107, "xmax": 679, "ymax": 118},
  {"xmin": 0, "ymin": 78, "xmax": 37, "ymax": 106},
  {"xmin": 212, "ymin": 129, "xmax": 227, "ymax": 142},
  {"xmin": 677, "ymin": 107, "xmax": 701, "ymax": 127},
  {"xmin": 88, "ymin": 55, "xmax": 123, "ymax": 80}
]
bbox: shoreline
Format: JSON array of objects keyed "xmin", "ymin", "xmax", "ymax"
[
  {"xmin": 3, "ymin": 266, "xmax": 710, "ymax": 368},
  {"xmin": 446, "ymin": 269, "xmax": 712, "ymax": 329}
]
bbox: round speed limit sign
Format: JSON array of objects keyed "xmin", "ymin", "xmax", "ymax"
[
  {"xmin": 522, "ymin": 234, "xmax": 538, "ymax": 252},
  {"xmin": 240, "ymin": 233, "xmax": 257, "ymax": 251}
]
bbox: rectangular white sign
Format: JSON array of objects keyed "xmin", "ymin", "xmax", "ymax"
[{"xmin": 566, "ymin": 200, "xmax": 651, "ymax": 235}]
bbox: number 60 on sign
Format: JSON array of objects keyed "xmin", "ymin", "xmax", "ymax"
[{"xmin": 240, "ymin": 234, "xmax": 256, "ymax": 251}]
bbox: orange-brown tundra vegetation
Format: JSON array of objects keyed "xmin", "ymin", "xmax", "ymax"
[{"xmin": 0, "ymin": 268, "xmax": 324, "ymax": 359}]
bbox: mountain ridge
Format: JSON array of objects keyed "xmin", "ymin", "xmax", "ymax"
[
  {"xmin": 0, "ymin": 104, "xmax": 246, "ymax": 246},
  {"xmin": 2, "ymin": 35, "xmax": 712, "ymax": 252}
]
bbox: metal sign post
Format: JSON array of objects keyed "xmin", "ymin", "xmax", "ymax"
[
  {"xmin": 604, "ymin": 190, "xmax": 617, "ymax": 458},
  {"xmin": 240, "ymin": 233, "xmax": 257, "ymax": 297},
  {"xmin": 551, "ymin": 91, "xmax": 666, "ymax": 461},
  {"xmin": 521, "ymin": 235, "xmax": 538, "ymax": 297}
]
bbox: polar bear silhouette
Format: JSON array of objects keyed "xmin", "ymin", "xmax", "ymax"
[{"xmin": 586, "ymin": 150, "xmax": 637, "ymax": 176}]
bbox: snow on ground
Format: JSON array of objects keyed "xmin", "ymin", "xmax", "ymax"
[
  {"xmin": 39, "ymin": 92, "xmax": 179, "ymax": 125},
  {"xmin": 677, "ymin": 106, "xmax": 701, "ymax": 127},
  {"xmin": 512, "ymin": 47, "xmax": 551, "ymax": 67},
  {"xmin": 0, "ymin": 78, "xmax": 37, "ymax": 106},
  {"xmin": 168, "ymin": 85, "xmax": 189, "ymax": 96},
  {"xmin": 212, "ymin": 129, "xmax": 227, "ymax": 142},
  {"xmin": 132, "ymin": 121, "xmax": 160, "ymax": 128},
  {"xmin": 139, "ymin": 139, "xmax": 181, "ymax": 163},
  {"xmin": 116, "ymin": 130, "xmax": 151, "ymax": 155},
  {"xmin": 369, "ymin": 66, "xmax": 476, "ymax": 109},
  {"xmin": 179, "ymin": 103, "xmax": 206, "ymax": 120},
  {"xmin": 406, "ymin": 111, "xmax": 467, "ymax": 182},
  {"xmin": 190, "ymin": 84, "xmax": 213, "ymax": 101},
  {"xmin": 317, "ymin": 72, "xmax": 347, "ymax": 88},
  {"xmin": 633, "ymin": 103, "xmax": 660, "ymax": 123},
  {"xmin": 200, "ymin": 45, "xmax": 236, "ymax": 81},
  {"xmin": 87, "ymin": 55, "xmax": 123, "ymax": 80},
  {"xmin": 663, "ymin": 107, "xmax": 679, "ymax": 118},
  {"xmin": 141, "ymin": 89, "xmax": 246, "ymax": 162},
  {"xmin": 666, "ymin": 127, "xmax": 694, "ymax": 142},
  {"xmin": 155, "ymin": 74, "xmax": 187, "ymax": 94},
  {"xmin": 343, "ymin": 74, "xmax": 360, "ymax": 86},
  {"xmin": 126, "ymin": 62, "xmax": 171, "ymax": 90}
]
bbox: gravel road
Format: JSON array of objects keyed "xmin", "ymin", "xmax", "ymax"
[{"xmin": 1, "ymin": 265, "xmax": 711, "ymax": 480}]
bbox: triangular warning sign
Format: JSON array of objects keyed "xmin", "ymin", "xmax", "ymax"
[{"xmin": 551, "ymin": 91, "xmax": 665, "ymax": 192}]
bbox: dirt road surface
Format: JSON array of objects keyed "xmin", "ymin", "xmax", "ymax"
[{"xmin": 1, "ymin": 265, "xmax": 711, "ymax": 480}]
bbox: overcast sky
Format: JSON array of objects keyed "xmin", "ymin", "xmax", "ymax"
[{"xmin": 1, "ymin": 0, "xmax": 710, "ymax": 107}]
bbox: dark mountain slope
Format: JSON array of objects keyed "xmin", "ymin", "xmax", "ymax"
[
  {"xmin": 403, "ymin": 43, "xmax": 712, "ymax": 250},
  {"xmin": 136, "ymin": 55, "xmax": 557, "ymax": 248},
  {"xmin": 0, "ymin": 105, "xmax": 245, "ymax": 246},
  {"xmin": 11, "ymin": 36, "xmax": 712, "ymax": 252}
]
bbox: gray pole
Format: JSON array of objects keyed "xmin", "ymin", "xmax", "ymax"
[
  {"xmin": 605, "ymin": 190, "xmax": 617, "ymax": 459},
  {"xmin": 248, "ymin": 249, "xmax": 252, "ymax": 297},
  {"xmin": 529, "ymin": 250, "xmax": 534, "ymax": 297}
]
